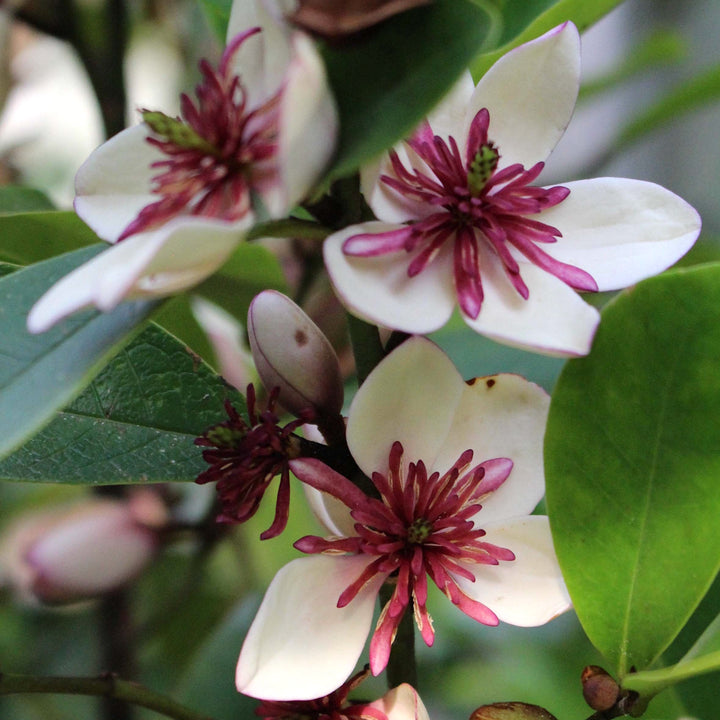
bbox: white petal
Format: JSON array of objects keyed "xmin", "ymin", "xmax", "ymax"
[
  {"xmin": 278, "ymin": 32, "xmax": 338, "ymax": 212},
  {"xmin": 454, "ymin": 516, "xmax": 571, "ymax": 626},
  {"xmin": 347, "ymin": 337, "xmax": 463, "ymax": 478},
  {"xmin": 227, "ymin": 0, "xmax": 292, "ymax": 104},
  {"xmin": 466, "ymin": 23, "xmax": 580, "ymax": 168},
  {"xmin": 539, "ymin": 178, "xmax": 701, "ymax": 290},
  {"xmin": 302, "ymin": 483, "xmax": 357, "ymax": 537},
  {"xmin": 371, "ymin": 684, "xmax": 431, "ymax": 720},
  {"xmin": 236, "ymin": 555, "xmax": 382, "ymax": 700},
  {"xmin": 431, "ymin": 374, "xmax": 549, "ymax": 524},
  {"xmin": 323, "ymin": 223, "xmax": 456, "ymax": 334},
  {"xmin": 464, "ymin": 244, "xmax": 600, "ymax": 357},
  {"xmin": 426, "ymin": 71, "xmax": 475, "ymax": 139},
  {"xmin": 27, "ymin": 218, "xmax": 246, "ymax": 333},
  {"xmin": 74, "ymin": 124, "xmax": 162, "ymax": 242}
]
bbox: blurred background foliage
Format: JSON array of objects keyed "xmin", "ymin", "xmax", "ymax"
[{"xmin": 0, "ymin": 0, "xmax": 718, "ymax": 719}]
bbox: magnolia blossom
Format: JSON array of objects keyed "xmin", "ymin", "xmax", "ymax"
[
  {"xmin": 323, "ymin": 22, "xmax": 701, "ymax": 356},
  {"xmin": 236, "ymin": 337, "xmax": 570, "ymax": 700},
  {"xmin": 27, "ymin": 0, "xmax": 337, "ymax": 334}
]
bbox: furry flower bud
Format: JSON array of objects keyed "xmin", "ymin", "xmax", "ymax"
[
  {"xmin": 0, "ymin": 494, "xmax": 165, "ymax": 605},
  {"xmin": 248, "ymin": 290, "xmax": 343, "ymax": 418}
]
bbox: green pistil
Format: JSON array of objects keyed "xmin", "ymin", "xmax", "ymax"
[
  {"xmin": 142, "ymin": 110, "xmax": 216, "ymax": 154},
  {"xmin": 205, "ymin": 425, "xmax": 246, "ymax": 449},
  {"xmin": 407, "ymin": 518, "xmax": 432, "ymax": 544},
  {"xmin": 467, "ymin": 143, "xmax": 499, "ymax": 196}
]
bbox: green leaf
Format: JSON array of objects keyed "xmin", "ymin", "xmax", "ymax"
[
  {"xmin": 545, "ymin": 263, "xmax": 720, "ymax": 678},
  {"xmin": 471, "ymin": 0, "xmax": 625, "ymax": 79},
  {"xmin": 323, "ymin": 0, "xmax": 491, "ymax": 180},
  {"xmin": 198, "ymin": 0, "xmax": 232, "ymax": 41},
  {"xmin": 0, "ymin": 323, "xmax": 244, "ymax": 484},
  {"xmin": 0, "ymin": 186, "xmax": 55, "ymax": 213},
  {"xmin": 194, "ymin": 241, "xmax": 288, "ymax": 321},
  {"xmin": 0, "ymin": 211, "xmax": 98, "ymax": 265},
  {"xmin": 0, "ymin": 245, "xmax": 160, "ymax": 460}
]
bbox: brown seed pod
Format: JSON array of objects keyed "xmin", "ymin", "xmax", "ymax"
[
  {"xmin": 581, "ymin": 665, "xmax": 621, "ymax": 712},
  {"xmin": 288, "ymin": 0, "xmax": 432, "ymax": 38}
]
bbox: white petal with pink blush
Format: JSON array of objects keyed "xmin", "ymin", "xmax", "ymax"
[
  {"xmin": 29, "ymin": 0, "xmax": 337, "ymax": 334},
  {"xmin": 323, "ymin": 21, "xmax": 701, "ymax": 357}
]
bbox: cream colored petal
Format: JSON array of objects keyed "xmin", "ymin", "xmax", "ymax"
[
  {"xmin": 464, "ymin": 244, "xmax": 600, "ymax": 357},
  {"xmin": 431, "ymin": 374, "xmax": 549, "ymax": 524},
  {"xmin": 347, "ymin": 336, "xmax": 463, "ymax": 477},
  {"xmin": 371, "ymin": 684, "xmax": 431, "ymax": 720},
  {"xmin": 539, "ymin": 178, "xmax": 701, "ymax": 291},
  {"xmin": 466, "ymin": 23, "xmax": 580, "ymax": 167},
  {"xmin": 74, "ymin": 124, "xmax": 162, "ymax": 242},
  {"xmin": 454, "ymin": 516, "xmax": 571, "ymax": 626},
  {"xmin": 323, "ymin": 223, "xmax": 456, "ymax": 334},
  {"xmin": 236, "ymin": 554, "xmax": 382, "ymax": 700}
]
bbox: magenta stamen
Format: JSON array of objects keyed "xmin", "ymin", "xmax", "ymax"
[
  {"xmin": 345, "ymin": 107, "xmax": 597, "ymax": 316},
  {"xmin": 293, "ymin": 440, "xmax": 515, "ymax": 675}
]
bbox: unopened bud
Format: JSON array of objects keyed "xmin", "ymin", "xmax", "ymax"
[
  {"xmin": 0, "ymin": 495, "xmax": 166, "ymax": 605},
  {"xmin": 248, "ymin": 290, "xmax": 343, "ymax": 418},
  {"xmin": 581, "ymin": 665, "xmax": 620, "ymax": 712},
  {"xmin": 470, "ymin": 702, "xmax": 558, "ymax": 720}
]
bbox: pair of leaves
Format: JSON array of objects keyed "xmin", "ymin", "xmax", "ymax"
[{"xmin": 545, "ymin": 264, "xmax": 720, "ymax": 682}]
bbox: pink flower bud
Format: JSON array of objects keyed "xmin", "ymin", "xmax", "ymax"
[
  {"xmin": 248, "ymin": 290, "xmax": 343, "ymax": 418},
  {"xmin": 0, "ymin": 494, "xmax": 165, "ymax": 605}
]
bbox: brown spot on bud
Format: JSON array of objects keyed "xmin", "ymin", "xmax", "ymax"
[
  {"xmin": 486, "ymin": 378, "xmax": 496, "ymax": 388},
  {"xmin": 294, "ymin": 329, "xmax": 308, "ymax": 346},
  {"xmin": 470, "ymin": 702, "xmax": 558, "ymax": 720},
  {"xmin": 581, "ymin": 665, "xmax": 620, "ymax": 712}
]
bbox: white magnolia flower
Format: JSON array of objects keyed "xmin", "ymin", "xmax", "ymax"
[
  {"xmin": 236, "ymin": 337, "xmax": 570, "ymax": 700},
  {"xmin": 28, "ymin": 0, "xmax": 337, "ymax": 333},
  {"xmin": 323, "ymin": 22, "xmax": 701, "ymax": 356}
]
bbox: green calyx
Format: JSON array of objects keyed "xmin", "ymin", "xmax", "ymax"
[
  {"xmin": 467, "ymin": 143, "xmax": 499, "ymax": 195},
  {"xmin": 142, "ymin": 110, "xmax": 216, "ymax": 154}
]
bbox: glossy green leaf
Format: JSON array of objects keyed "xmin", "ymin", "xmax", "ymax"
[
  {"xmin": 0, "ymin": 323, "xmax": 245, "ymax": 484},
  {"xmin": 545, "ymin": 263, "xmax": 720, "ymax": 678},
  {"xmin": 323, "ymin": 0, "xmax": 491, "ymax": 180},
  {"xmin": 471, "ymin": 0, "xmax": 625, "ymax": 78},
  {"xmin": 0, "ymin": 211, "xmax": 98, "ymax": 265},
  {"xmin": 193, "ymin": 241, "xmax": 288, "ymax": 322},
  {"xmin": 0, "ymin": 186, "xmax": 55, "ymax": 213},
  {"xmin": 0, "ymin": 245, "xmax": 160, "ymax": 459}
]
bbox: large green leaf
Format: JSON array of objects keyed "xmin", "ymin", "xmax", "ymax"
[
  {"xmin": 322, "ymin": 0, "xmax": 491, "ymax": 180},
  {"xmin": 0, "ymin": 211, "xmax": 98, "ymax": 265},
  {"xmin": 0, "ymin": 323, "xmax": 245, "ymax": 484},
  {"xmin": 0, "ymin": 186, "xmax": 55, "ymax": 213},
  {"xmin": 0, "ymin": 245, "xmax": 159, "ymax": 459},
  {"xmin": 545, "ymin": 263, "xmax": 720, "ymax": 678}
]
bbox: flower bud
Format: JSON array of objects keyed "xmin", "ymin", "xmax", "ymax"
[
  {"xmin": 0, "ymin": 494, "xmax": 165, "ymax": 605},
  {"xmin": 248, "ymin": 290, "xmax": 343, "ymax": 418},
  {"xmin": 581, "ymin": 665, "xmax": 620, "ymax": 712},
  {"xmin": 470, "ymin": 703, "xmax": 558, "ymax": 720}
]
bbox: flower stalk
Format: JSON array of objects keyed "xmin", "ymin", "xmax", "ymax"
[{"xmin": 0, "ymin": 672, "xmax": 216, "ymax": 720}]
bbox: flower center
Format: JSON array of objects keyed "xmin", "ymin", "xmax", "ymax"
[
  {"xmin": 293, "ymin": 440, "xmax": 516, "ymax": 673},
  {"xmin": 343, "ymin": 107, "xmax": 598, "ymax": 319},
  {"xmin": 195, "ymin": 385, "xmax": 307, "ymax": 539},
  {"xmin": 406, "ymin": 517, "xmax": 433, "ymax": 544},
  {"xmin": 118, "ymin": 27, "xmax": 280, "ymax": 241}
]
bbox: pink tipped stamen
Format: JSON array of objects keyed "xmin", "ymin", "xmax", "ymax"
[
  {"xmin": 345, "ymin": 107, "xmax": 597, "ymax": 318},
  {"xmin": 294, "ymin": 440, "xmax": 515, "ymax": 675},
  {"xmin": 119, "ymin": 27, "xmax": 279, "ymax": 241}
]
